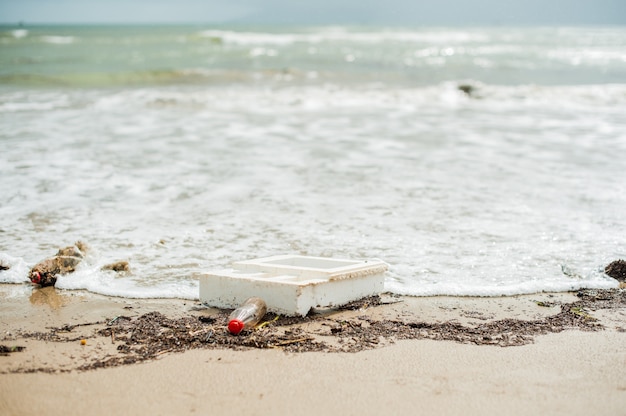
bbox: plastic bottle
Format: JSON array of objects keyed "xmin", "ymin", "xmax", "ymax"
[{"xmin": 228, "ymin": 297, "xmax": 267, "ymax": 335}]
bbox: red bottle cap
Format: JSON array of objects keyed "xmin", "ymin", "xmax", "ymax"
[{"xmin": 228, "ymin": 319, "xmax": 244, "ymax": 335}]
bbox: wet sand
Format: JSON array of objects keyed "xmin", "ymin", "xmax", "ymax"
[{"xmin": 1, "ymin": 284, "xmax": 625, "ymax": 415}]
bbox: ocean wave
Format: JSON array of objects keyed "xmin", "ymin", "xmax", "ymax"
[
  {"xmin": 386, "ymin": 269, "xmax": 619, "ymax": 297},
  {"xmin": 40, "ymin": 35, "xmax": 76, "ymax": 44},
  {"xmin": 2, "ymin": 85, "xmax": 625, "ymax": 299},
  {"xmin": 0, "ymin": 69, "xmax": 242, "ymax": 89},
  {"xmin": 11, "ymin": 29, "xmax": 28, "ymax": 39},
  {"xmin": 2, "ymin": 26, "xmax": 624, "ymax": 89},
  {"xmin": 0, "ymin": 90, "xmax": 73, "ymax": 112},
  {"xmin": 54, "ymin": 267, "xmax": 199, "ymax": 300},
  {"xmin": 197, "ymin": 28, "xmax": 489, "ymax": 46},
  {"xmin": 1, "ymin": 259, "xmax": 617, "ymax": 300},
  {"xmin": 0, "ymin": 253, "xmax": 199, "ymax": 299},
  {"xmin": 0, "ymin": 254, "xmax": 30, "ymax": 284},
  {"xmin": 453, "ymin": 82, "xmax": 626, "ymax": 106},
  {"xmin": 547, "ymin": 47, "xmax": 626, "ymax": 66},
  {"xmin": 1, "ymin": 26, "xmax": 625, "ymax": 300},
  {"xmin": 3, "ymin": 82, "xmax": 624, "ymax": 115}
]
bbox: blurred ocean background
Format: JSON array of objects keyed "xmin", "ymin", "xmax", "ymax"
[{"xmin": 0, "ymin": 24, "xmax": 624, "ymax": 299}]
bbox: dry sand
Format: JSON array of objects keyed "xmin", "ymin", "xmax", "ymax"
[{"xmin": 1, "ymin": 283, "xmax": 625, "ymax": 415}]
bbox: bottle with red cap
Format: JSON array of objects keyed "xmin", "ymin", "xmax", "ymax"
[{"xmin": 228, "ymin": 297, "xmax": 267, "ymax": 335}]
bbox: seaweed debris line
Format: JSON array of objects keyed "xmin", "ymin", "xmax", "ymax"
[{"xmin": 3, "ymin": 289, "xmax": 624, "ymax": 374}]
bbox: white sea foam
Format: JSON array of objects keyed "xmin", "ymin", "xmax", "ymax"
[
  {"xmin": 198, "ymin": 28, "xmax": 489, "ymax": 46},
  {"xmin": 54, "ymin": 267, "xmax": 199, "ymax": 300},
  {"xmin": 199, "ymin": 30, "xmax": 299, "ymax": 45},
  {"xmin": 386, "ymin": 265, "xmax": 618, "ymax": 297},
  {"xmin": 1, "ymin": 26, "xmax": 625, "ymax": 300},
  {"xmin": 0, "ymin": 95, "xmax": 71, "ymax": 112},
  {"xmin": 0, "ymin": 254, "xmax": 30, "ymax": 284},
  {"xmin": 40, "ymin": 35, "xmax": 76, "ymax": 44},
  {"xmin": 11, "ymin": 29, "xmax": 28, "ymax": 39}
]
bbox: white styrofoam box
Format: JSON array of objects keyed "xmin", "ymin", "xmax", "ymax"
[{"xmin": 199, "ymin": 255, "xmax": 388, "ymax": 316}]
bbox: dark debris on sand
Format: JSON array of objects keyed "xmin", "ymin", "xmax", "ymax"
[
  {"xmin": 605, "ymin": 260, "xmax": 626, "ymax": 282},
  {"xmin": 0, "ymin": 345, "xmax": 25, "ymax": 356},
  {"xmin": 5, "ymin": 289, "xmax": 625, "ymax": 373}
]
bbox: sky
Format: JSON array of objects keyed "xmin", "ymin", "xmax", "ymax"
[{"xmin": 0, "ymin": 0, "xmax": 625, "ymax": 26}]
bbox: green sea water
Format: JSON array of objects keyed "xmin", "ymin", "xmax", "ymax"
[{"xmin": 2, "ymin": 24, "xmax": 625, "ymax": 88}]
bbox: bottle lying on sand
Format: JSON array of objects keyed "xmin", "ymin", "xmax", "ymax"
[{"xmin": 228, "ymin": 297, "xmax": 267, "ymax": 335}]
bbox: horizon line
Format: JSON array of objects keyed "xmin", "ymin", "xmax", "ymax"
[{"xmin": 1, "ymin": 20, "xmax": 624, "ymax": 27}]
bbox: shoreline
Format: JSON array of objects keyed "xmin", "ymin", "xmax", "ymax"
[{"xmin": 1, "ymin": 284, "xmax": 625, "ymax": 414}]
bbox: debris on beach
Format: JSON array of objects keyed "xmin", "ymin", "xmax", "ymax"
[
  {"xmin": 101, "ymin": 261, "xmax": 130, "ymax": 273},
  {"xmin": 6, "ymin": 289, "xmax": 625, "ymax": 374},
  {"xmin": 56, "ymin": 242, "xmax": 88, "ymax": 258},
  {"xmin": 228, "ymin": 297, "xmax": 267, "ymax": 335},
  {"xmin": 28, "ymin": 241, "xmax": 130, "ymax": 286},
  {"xmin": 0, "ymin": 345, "xmax": 26, "ymax": 356},
  {"xmin": 29, "ymin": 241, "xmax": 89, "ymax": 287},
  {"xmin": 336, "ymin": 295, "xmax": 386, "ymax": 310},
  {"xmin": 457, "ymin": 83, "xmax": 483, "ymax": 98},
  {"xmin": 458, "ymin": 84, "xmax": 475, "ymax": 96},
  {"xmin": 605, "ymin": 260, "xmax": 626, "ymax": 283}
]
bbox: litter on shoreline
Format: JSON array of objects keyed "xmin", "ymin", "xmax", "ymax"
[{"xmin": 3, "ymin": 289, "xmax": 624, "ymax": 373}]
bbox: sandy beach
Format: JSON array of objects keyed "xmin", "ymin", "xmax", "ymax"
[{"xmin": 1, "ymin": 284, "xmax": 625, "ymax": 415}]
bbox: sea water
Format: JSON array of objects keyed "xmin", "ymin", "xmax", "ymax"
[{"xmin": 1, "ymin": 25, "xmax": 625, "ymax": 299}]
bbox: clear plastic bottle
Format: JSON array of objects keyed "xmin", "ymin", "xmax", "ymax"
[{"xmin": 228, "ymin": 297, "xmax": 267, "ymax": 335}]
